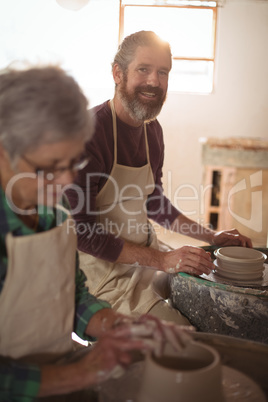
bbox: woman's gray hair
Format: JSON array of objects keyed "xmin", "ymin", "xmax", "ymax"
[
  {"xmin": 112, "ymin": 30, "xmax": 172, "ymax": 74},
  {"xmin": 0, "ymin": 65, "xmax": 94, "ymax": 162}
]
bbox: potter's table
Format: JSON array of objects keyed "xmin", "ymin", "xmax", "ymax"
[{"xmin": 169, "ymin": 247, "xmax": 268, "ymax": 344}]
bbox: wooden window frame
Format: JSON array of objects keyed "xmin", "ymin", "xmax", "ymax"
[{"xmin": 119, "ymin": 1, "xmax": 218, "ymax": 92}]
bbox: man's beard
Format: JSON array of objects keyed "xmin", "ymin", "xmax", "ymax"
[{"xmin": 118, "ymin": 77, "xmax": 167, "ymax": 123}]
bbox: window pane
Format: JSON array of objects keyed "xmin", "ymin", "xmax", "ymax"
[
  {"xmin": 168, "ymin": 60, "xmax": 214, "ymax": 93},
  {"xmin": 123, "ymin": 6, "xmax": 215, "ymax": 58}
]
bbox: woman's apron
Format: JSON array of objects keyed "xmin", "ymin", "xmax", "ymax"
[
  {"xmin": 79, "ymin": 100, "xmax": 168, "ymax": 317},
  {"xmin": 0, "ymin": 207, "xmax": 77, "ymax": 365}
]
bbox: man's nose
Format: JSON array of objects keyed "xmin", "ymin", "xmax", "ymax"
[{"xmin": 146, "ymin": 71, "xmax": 160, "ymax": 87}]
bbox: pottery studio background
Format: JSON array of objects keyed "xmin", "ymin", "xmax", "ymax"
[{"xmin": 1, "ymin": 0, "xmax": 267, "ymax": 247}]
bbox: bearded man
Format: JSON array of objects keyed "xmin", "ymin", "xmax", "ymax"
[{"xmin": 66, "ymin": 31, "xmax": 251, "ymax": 324}]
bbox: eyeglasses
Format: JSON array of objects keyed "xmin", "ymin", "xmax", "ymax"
[{"xmin": 21, "ymin": 154, "xmax": 90, "ymax": 179}]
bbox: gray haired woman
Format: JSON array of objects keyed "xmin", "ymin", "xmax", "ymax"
[{"xmin": 0, "ymin": 66, "xmax": 193, "ymax": 401}]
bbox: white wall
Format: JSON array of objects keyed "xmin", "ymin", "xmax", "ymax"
[{"xmin": 158, "ymin": 0, "xmax": 268, "ymax": 224}]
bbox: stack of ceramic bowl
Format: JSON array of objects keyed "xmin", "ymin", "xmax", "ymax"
[{"xmin": 214, "ymin": 247, "xmax": 267, "ymax": 281}]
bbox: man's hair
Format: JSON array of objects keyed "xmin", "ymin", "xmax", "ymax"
[
  {"xmin": 0, "ymin": 65, "xmax": 93, "ymax": 162},
  {"xmin": 112, "ymin": 30, "xmax": 172, "ymax": 74}
]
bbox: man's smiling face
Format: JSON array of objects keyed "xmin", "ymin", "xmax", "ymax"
[{"xmin": 117, "ymin": 45, "xmax": 171, "ymax": 123}]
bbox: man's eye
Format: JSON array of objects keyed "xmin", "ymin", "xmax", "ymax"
[
  {"xmin": 159, "ymin": 70, "xmax": 168, "ymax": 76},
  {"xmin": 139, "ymin": 68, "xmax": 148, "ymax": 73}
]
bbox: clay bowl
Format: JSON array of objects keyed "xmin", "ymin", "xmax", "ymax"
[
  {"xmin": 137, "ymin": 341, "xmax": 224, "ymax": 402},
  {"xmin": 214, "ymin": 247, "xmax": 267, "ymax": 281}
]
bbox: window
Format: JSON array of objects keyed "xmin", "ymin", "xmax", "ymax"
[{"xmin": 119, "ymin": 0, "xmax": 217, "ymax": 94}]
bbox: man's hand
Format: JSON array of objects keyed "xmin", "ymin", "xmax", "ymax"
[
  {"xmin": 211, "ymin": 228, "xmax": 252, "ymax": 248},
  {"xmin": 161, "ymin": 246, "xmax": 214, "ymax": 275}
]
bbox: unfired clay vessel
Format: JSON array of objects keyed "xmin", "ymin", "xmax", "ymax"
[
  {"xmin": 214, "ymin": 247, "xmax": 266, "ymax": 281},
  {"xmin": 137, "ymin": 340, "xmax": 224, "ymax": 402}
]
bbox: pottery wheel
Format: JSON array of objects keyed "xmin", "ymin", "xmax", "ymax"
[{"xmin": 98, "ymin": 361, "xmax": 266, "ymax": 402}]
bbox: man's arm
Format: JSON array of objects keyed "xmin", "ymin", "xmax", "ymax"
[
  {"xmin": 114, "ymin": 212, "xmax": 252, "ymax": 275},
  {"xmin": 115, "ymin": 239, "xmax": 214, "ymax": 275},
  {"xmin": 170, "ymin": 213, "xmax": 252, "ymax": 248}
]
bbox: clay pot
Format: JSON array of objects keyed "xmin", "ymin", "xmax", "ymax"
[
  {"xmin": 214, "ymin": 246, "xmax": 266, "ymax": 281},
  {"xmin": 137, "ymin": 341, "xmax": 224, "ymax": 402}
]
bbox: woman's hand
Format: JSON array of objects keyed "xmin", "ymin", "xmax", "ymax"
[
  {"xmin": 80, "ymin": 314, "xmax": 195, "ymax": 385},
  {"xmin": 77, "ymin": 328, "xmax": 147, "ymax": 384},
  {"xmin": 40, "ymin": 313, "xmax": 195, "ymax": 395},
  {"xmin": 124, "ymin": 314, "xmax": 195, "ymax": 357}
]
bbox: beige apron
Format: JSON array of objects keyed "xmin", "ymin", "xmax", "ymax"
[
  {"xmin": 0, "ymin": 207, "xmax": 77, "ymax": 364},
  {"xmin": 79, "ymin": 100, "xmax": 168, "ymax": 317}
]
